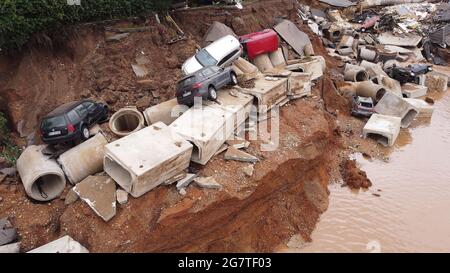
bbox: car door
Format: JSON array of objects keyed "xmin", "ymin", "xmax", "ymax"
[
  {"xmin": 211, "ymin": 66, "xmax": 227, "ymax": 87},
  {"xmin": 73, "ymin": 104, "xmax": 89, "ymax": 126},
  {"xmin": 82, "ymin": 101, "xmax": 101, "ymax": 124},
  {"xmin": 217, "ymin": 49, "xmax": 240, "ymax": 68}
]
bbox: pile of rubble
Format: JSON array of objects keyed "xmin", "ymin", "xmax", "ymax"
[
  {"xmin": 301, "ymin": 0, "xmax": 449, "ymax": 147},
  {"xmin": 13, "ymin": 16, "xmax": 324, "ymax": 242}
]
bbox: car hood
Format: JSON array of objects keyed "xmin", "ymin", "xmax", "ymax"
[{"xmin": 181, "ymin": 56, "xmax": 203, "ymax": 76}]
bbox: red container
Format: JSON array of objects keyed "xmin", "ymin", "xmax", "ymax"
[{"xmin": 239, "ymin": 29, "xmax": 279, "ymax": 60}]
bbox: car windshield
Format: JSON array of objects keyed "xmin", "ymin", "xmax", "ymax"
[
  {"xmin": 42, "ymin": 116, "xmax": 66, "ymax": 129},
  {"xmin": 195, "ymin": 49, "xmax": 217, "ymax": 67},
  {"xmin": 178, "ymin": 76, "xmax": 197, "ymax": 88}
]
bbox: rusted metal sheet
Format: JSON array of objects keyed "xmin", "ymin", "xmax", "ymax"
[{"xmin": 273, "ymin": 19, "xmax": 311, "ymax": 57}]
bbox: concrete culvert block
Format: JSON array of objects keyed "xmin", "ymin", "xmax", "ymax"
[
  {"xmin": 17, "ymin": 145, "xmax": 66, "ymax": 201},
  {"xmin": 104, "ymin": 122, "xmax": 192, "ymax": 198},
  {"xmin": 109, "ymin": 107, "xmax": 145, "ymax": 137},
  {"xmin": 374, "ymin": 92, "xmax": 419, "ymax": 128},
  {"xmin": 356, "ymin": 81, "xmax": 386, "ymax": 102},
  {"xmin": 57, "ymin": 133, "xmax": 108, "ymax": 185},
  {"xmin": 363, "ymin": 114, "xmax": 401, "ymax": 147},
  {"xmin": 344, "ymin": 64, "xmax": 369, "ymax": 82}
]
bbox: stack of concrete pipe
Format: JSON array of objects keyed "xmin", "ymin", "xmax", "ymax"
[{"xmin": 344, "ymin": 64, "xmax": 369, "ymax": 82}]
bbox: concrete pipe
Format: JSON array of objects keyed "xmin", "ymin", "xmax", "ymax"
[
  {"xmin": 336, "ymin": 47, "xmax": 354, "ymax": 56},
  {"xmin": 251, "ymin": 53, "xmax": 274, "ymax": 73},
  {"xmin": 269, "ymin": 48, "xmax": 286, "ymax": 67},
  {"xmin": 359, "ymin": 47, "xmax": 377, "ymax": 61},
  {"xmin": 17, "ymin": 145, "xmax": 66, "ymax": 201},
  {"xmin": 356, "ymin": 81, "xmax": 387, "ymax": 102},
  {"xmin": 57, "ymin": 133, "xmax": 108, "ymax": 184},
  {"xmin": 304, "ymin": 43, "xmax": 315, "ymax": 56},
  {"xmin": 109, "ymin": 107, "xmax": 145, "ymax": 137},
  {"xmin": 344, "ymin": 65, "xmax": 369, "ymax": 82}
]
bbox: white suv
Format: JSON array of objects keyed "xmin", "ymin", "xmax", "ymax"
[{"xmin": 181, "ymin": 35, "xmax": 242, "ymax": 75}]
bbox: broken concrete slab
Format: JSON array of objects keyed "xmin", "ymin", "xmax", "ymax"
[
  {"xmin": 214, "ymin": 144, "xmax": 229, "ymax": 156},
  {"xmin": 403, "ymin": 98, "xmax": 434, "ymax": 118},
  {"xmin": 176, "ymin": 173, "xmax": 197, "ymax": 190},
  {"xmin": 226, "ymin": 138, "xmax": 250, "ymax": 149},
  {"xmin": 193, "ymin": 177, "xmax": 222, "ymax": 190},
  {"xmin": 377, "ymin": 31, "xmax": 422, "ymax": 47},
  {"xmin": 131, "ymin": 64, "xmax": 148, "ymax": 78},
  {"xmin": 64, "ymin": 187, "xmax": 79, "ymax": 205},
  {"xmin": 285, "ymin": 56, "xmax": 324, "ymax": 80},
  {"xmin": 426, "ymin": 73, "xmax": 448, "ymax": 92},
  {"xmin": 203, "ymin": 21, "xmax": 237, "ymax": 46},
  {"xmin": 402, "ymin": 83, "xmax": 428, "ymax": 98},
  {"xmin": 143, "ymin": 98, "xmax": 188, "ymax": 126},
  {"xmin": 204, "ymin": 87, "xmax": 254, "ymax": 129},
  {"xmin": 0, "ymin": 218, "xmax": 17, "ymax": 246},
  {"xmin": 162, "ymin": 172, "xmax": 187, "ymax": 185},
  {"xmin": 116, "ymin": 189, "xmax": 128, "ymax": 205},
  {"xmin": 0, "ymin": 242, "xmax": 20, "ymax": 253},
  {"xmin": 105, "ymin": 122, "xmax": 192, "ymax": 197},
  {"xmin": 224, "ymin": 146, "xmax": 259, "ymax": 163},
  {"xmin": 374, "ymin": 92, "xmax": 419, "ymax": 128},
  {"xmin": 17, "ymin": 145, "xmax": 66, "ymax": 201},
  {"xmin": 237, "ymin": 76, "xmax": 288, "ymax": 115},
  {"xmin": 57, "ymin": 133, "xmax": 108, "ymax": 185},
  {"xmin": 363, "ymin": 114, "xmax": 401, "ymax": 147},
  {"xmin": 73, "ymin": 175, "xmax": 117, "ymax": 222},
  {"xmin": 28, "ymin": 235, "xmax": 89, "ymax": 253},
  {"xmin": 273, "ymin": 19, "xmax": 311, "ymax": 57},
  {"xmin": 242, "ymin": 165, "xmax": 254, "ymax": 177}
]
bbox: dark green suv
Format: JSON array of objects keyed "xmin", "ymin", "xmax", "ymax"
[{"xmin": 40, "ymin": 100, "xmax": 108, "ymax": 145}]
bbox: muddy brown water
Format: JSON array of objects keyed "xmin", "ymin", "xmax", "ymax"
[{"xmin": 282, "ymin": 90, "xmax": 450, "ymax": 253}]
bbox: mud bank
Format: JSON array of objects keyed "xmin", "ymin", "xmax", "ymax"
[{"xmin": 0, "ymin": 0, "xmax": 356, "ymax": 252}]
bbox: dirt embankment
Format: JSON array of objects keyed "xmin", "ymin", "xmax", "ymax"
[{"xmin": 0, "ymin": 0, "xmax": 373, "ymax": 252}]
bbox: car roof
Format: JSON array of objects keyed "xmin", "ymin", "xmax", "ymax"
[
  {"xmin": 45, "ymin": 100, "xmax": 87, "ymax": 118},
  {"xmin": 179, "ymin": 65, "xmax": 220, "ymax": 80},
  {"xmin": 204, "ymin": 35, "xmax": 240, "ymax": 59}
]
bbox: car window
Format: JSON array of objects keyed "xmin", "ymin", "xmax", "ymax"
[
  {"xmin": 178, "ymin": 76, "xmax": 196, "ymax": 88},
  {"xmin": 67, "ymin": 110, "xmax": 80, "ymax": 123},
  {"xmin": 361, "ymin": 102, "xmax": 373, "ymax": 108},
  {"xmin": 195, "ymin": 49, "xmax": 217, "ymax": 67},
  {"xmin": 210, "ymin": 66, "xmax": 220, "ymax": 73},
  {"xmin": 74, "ymin": 104, "xmax": 88, "ymax": 117},
  {"xmin": 201, "ymin": 68, "xmax": 214, "ymax": 78},
  {"xmin": 42, "ymin": 116, "xmax": 66, "ymax": 129},
  {"xmin": 217, "ymin": 50, "xmax": 239, "ymax": 66},
  {"xmin": 82, "ymin": 101, "xmax": 95, "ymax": 111}
]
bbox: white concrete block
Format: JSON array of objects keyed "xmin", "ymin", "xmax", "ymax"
[
  {"xmin": 363, "ymin": 114, "xmax": 401, "ymax": 147},
  {"xmin": 403, "ymin": 98, "xmax": 434, "ymax": 118},
  {"xmin": 28, "ymin": 235, "xmax": 89, "ymax": 253},
  {"xmin": 104, "ymin": 122, "xmax": 193, "ymax": 197},
  {"xmin": 374, "ymin": 92, "xmax": 419, "ymax": 128},
  {"xmin": 170, "ymin": 105, "xmax": 235, "ymax": 165},
  {"xmin": 401, "ymin": 83, "xmax": 428, "ymax": 98}
]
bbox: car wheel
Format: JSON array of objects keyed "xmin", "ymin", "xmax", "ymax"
[
  {"xmin": 208, "ymin": 86, "xmax": 217, "ymax": 101},
  {"xmin": 230, "ymin": 72, "xmax": 238, "ymax": 86},
  {"xmin": 81, "ymin": 125, "xmax": 90, "ymax": 141}
]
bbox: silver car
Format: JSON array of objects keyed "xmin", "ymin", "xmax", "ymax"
[{"xmin": 181, "ymin": 35, "xmax": 242, "ymax": 75}]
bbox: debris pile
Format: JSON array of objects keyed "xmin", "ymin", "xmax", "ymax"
[{"xmin": 300, "ymin": 0, "xmax": 448, "ymax": 147}]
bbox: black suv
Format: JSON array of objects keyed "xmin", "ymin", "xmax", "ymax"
[
  {"xmin": 385, "ymin": 64, "xmax": 433, "ymax": 85},
  {"xmin": 40, "ymin": 100, "xmax": 108, "ymax": 145}
]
